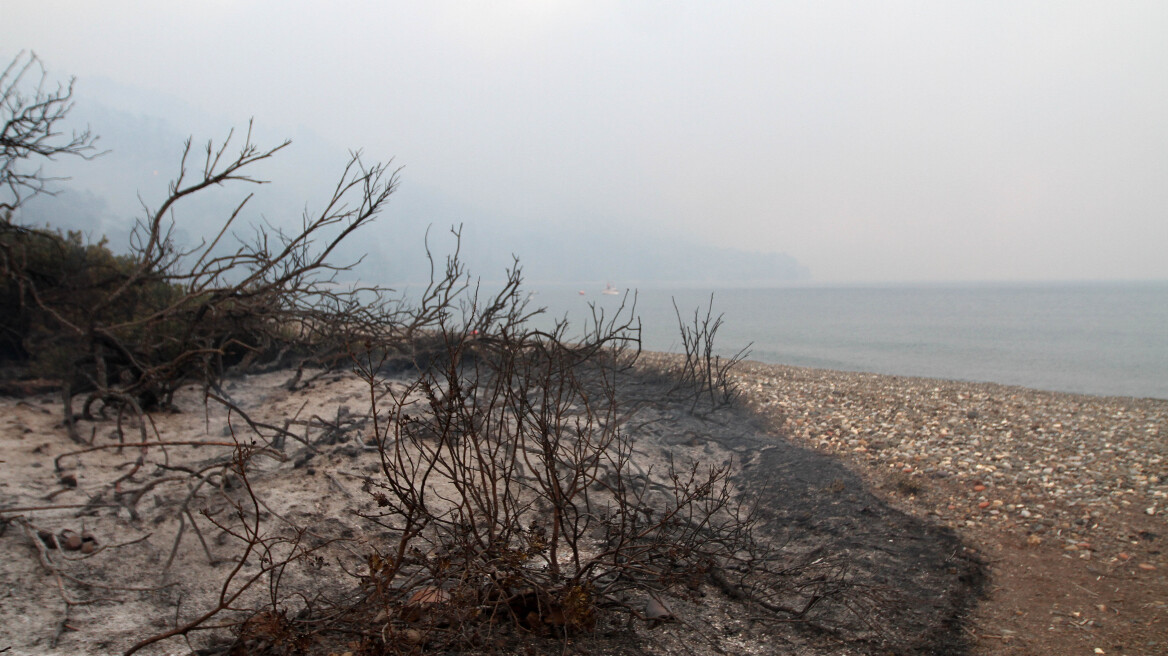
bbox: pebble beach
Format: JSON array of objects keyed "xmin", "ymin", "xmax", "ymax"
[{"xmin": 732, "ymin": 360, "xmax": 1168, "ymax": 565}]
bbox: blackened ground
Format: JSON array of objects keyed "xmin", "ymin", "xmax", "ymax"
[
  {"xmin": 624, "ymin": 369, "xmax": 987, "ymax": 655},
  {"xmin": 739, "ymin": 426, "xmax": 985, "ymax": 653}
]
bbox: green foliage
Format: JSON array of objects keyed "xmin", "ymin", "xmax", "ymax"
[{"xmin": 0, "ymin": 217, "xmax": 184, "ymax": 382}]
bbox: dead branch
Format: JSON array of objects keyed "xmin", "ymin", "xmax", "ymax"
[
  {"xmin": 0, "ymin": 51, "xmax": 102, "ymax": 212},
  {"xmin": 670, "ymin": 294, "xmax": 751, "ymax": 415}
]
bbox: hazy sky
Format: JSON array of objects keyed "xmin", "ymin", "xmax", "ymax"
[{"xmin": 3, "ymin": 1, "xmax": 1167, "ymax": 282}]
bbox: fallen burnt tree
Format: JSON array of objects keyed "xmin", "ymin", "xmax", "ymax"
[{"xmin": 2, "ymin": 55, "xmax": 936, "ymax": 656}]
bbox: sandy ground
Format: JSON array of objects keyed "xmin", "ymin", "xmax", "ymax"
[{"xmin": 0, "ymin": 370, "xmax": 379, "ymax": 655}]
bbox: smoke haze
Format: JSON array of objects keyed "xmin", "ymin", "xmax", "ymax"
[{"xmin": 3, "ymin": 1, "xmax": 1166, "ymax": 282}]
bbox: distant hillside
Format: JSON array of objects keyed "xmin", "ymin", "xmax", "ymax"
[{"xmin": 13, "ymin": 82, "xmax": 809, "ymax": 286}]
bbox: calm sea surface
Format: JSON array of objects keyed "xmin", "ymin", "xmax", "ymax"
[{"xmin": 528, "ymin": 282, "xmax": 1168, "ymax": 400}]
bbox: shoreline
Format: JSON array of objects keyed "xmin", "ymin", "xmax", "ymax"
[
  {"xmin": 737, "ymin": 358, "xmax": 1168, "ymax": 403},
  {"xmin": 559, "ymin": 281, "xmax": 1168, "ymax": 401}
]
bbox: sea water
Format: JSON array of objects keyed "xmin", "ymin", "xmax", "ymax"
[{"xmin": 528, "ymin": 282, "xmax": 1168, "ymax": 400}]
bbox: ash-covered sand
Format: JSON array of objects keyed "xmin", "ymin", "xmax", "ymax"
[{"xmin": 14, "ymin": 353, "xmax": 1159, "ymax": 654}]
